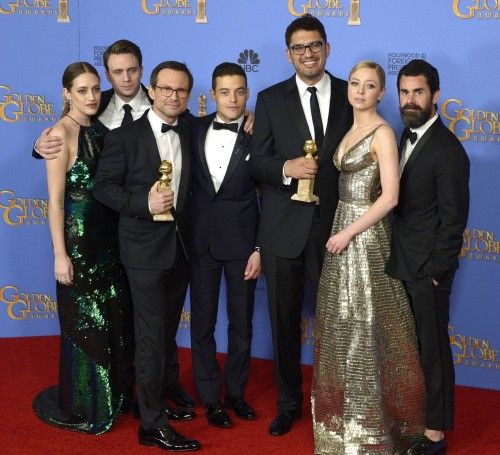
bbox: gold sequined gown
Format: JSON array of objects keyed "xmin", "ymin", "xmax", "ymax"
[{"xmin": 311, "ymin": 128, "xmax": 425, "ymax": 454}]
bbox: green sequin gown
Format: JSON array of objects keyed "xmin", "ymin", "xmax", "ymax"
[
  {"xmin": 311, "ymin": 128, "xmax": 425, "ymax": 454},
  {"xmin": 33, "ymin": 125, "xmax": 126, "ymax": 434}
]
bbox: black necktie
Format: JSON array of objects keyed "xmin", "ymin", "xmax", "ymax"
[
  {"xmin": 307, "ymin": 86, "xmax": 324, "ymax": 150},
  {"xmin": 402, "ymin": 127, "xmax": 418, "ymax": 145},
  {"xmin": 121, "ymin": 104, "xmax": 133, "ymax": 127},
  {"xmin": 161, "ymin": 123, "xmax": 179, "ymax": 133},
  {"xmin": 213, "ymin": 121, "xmax": 239, "ymax": 133}
]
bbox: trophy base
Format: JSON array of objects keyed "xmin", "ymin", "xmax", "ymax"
[
  {"xmin": 291, "ymin": 194, "xmax": 318, "ymax": 203},
  {"xmin": 348, "ymin": 18, "xmax": 361, "ymax": 25},
  {"xmin": 153, "ymin": 212, "xmax": 174, "ymax": 222},
  {"xmin": 195, "ymin": 17, "xmax": 208, "ymax": 24}
]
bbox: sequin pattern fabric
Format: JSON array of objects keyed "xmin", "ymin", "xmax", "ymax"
[
  {"xmin": 34, "ymin": 125, "xmax": 126, "ymax": 434},
  {"xmin": 311, "ymin": 128, "xmax": 425, "ymax": 454}
]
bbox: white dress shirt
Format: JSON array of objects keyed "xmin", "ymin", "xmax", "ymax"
[
  {"xmin": 205, "ymin": 115, "xmax": 243, "ymax": 192},
  {"xmin": 98, "ymin": 88, "xmax": 151, "ymax": 130},
  {"xmin": 400, "ymin": 113, "xmax": 438, "ymax": 175},
  {"xmin": 283, "ymin": 72, "xmax": 331, "ymax": 185},
  {"xmin": 148, "ymin": 108, "xmax": 182, "ymax": 208}
]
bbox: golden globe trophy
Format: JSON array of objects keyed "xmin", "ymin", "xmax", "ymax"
[
  {"xmin": 198, "ymin": 94, "xmax": 207, "ymax": 117},
  {"xmin": 196, "ymin": 0, "xmax": 208, "ymax": 23},
  {"xmin": 291, "ymin": 140, "xmax": 319, "ymax": 203},
  {"xmin": 57, "ymin": 0, "xmax": 70, "ymax": 23},
  {"xmin": 348, "ymin": 0, "xmax": 361, "ymax": 26},
  {"xmin": 153, "ymin": 160, "xmax": 174, "ymax": 222}
]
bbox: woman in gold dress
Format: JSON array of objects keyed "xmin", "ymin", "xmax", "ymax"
[{"xmin": 311, "ymin": 61, "xmax": 425, "ymax": 454}]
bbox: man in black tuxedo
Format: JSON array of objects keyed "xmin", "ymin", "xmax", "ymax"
[
  {"xmin": 248, "ymin": 14, "xmax": 352, "ymax": 436},
  {"xmin": 386, "ymin": 59, "xmax": 469, "ymax": 455},
  {"xmin": 93, "ymin": 61, "xmax": 200, "ymax": 452},
  {"xmin": 34, "ymin": 40, "xmax": 195, "ymax": 412},
  {"xmin": 190, "ymin": 63, "xmax": 260, "ymax": 429}
]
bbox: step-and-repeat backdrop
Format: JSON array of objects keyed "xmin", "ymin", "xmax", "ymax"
[{"xmin": 1, "ymin": 1, "xmax": 498, "ymax": 390}]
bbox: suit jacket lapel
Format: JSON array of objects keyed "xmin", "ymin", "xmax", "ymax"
[
  {"xmin": 198, "ymin": 114, "xmax": 216, "ymax": 195},
  {"xmin": 217, "ymin": 120, "xmax": 250, "ymax": 194},
  {"xmin": 139, "ymin": 113, "xmax": 162, "ymax": 177},
  {"xmin": 284, "ymin": 76, "xmax": 311, "ymax": 153},
  {"xmin": 402, "ymin": 116, "xmax": 442, "ymax": 178}
]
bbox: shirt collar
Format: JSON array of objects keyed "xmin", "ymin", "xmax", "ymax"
[
  {"xmin": 411, "ymin": 113, "xmax": 439, "ymax": 139},
  {"xmin": 295, "ymin": 72, "xmax": 330, "ymax": 98},
  {"xmin": 148, "ymin": 107, "xmax": 178, "ymax": 134},
  {"xmin": 214, "ymin": 114, "xmax": 244, "ymax": 130},
  {"xmin": 113, "ymin": 87, "xmax": 146, "ymax": 113}
]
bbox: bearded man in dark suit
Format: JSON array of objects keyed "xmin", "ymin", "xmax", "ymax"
[{"xmin": 386, "ymin": 59, "xmax": 470, "ymax": 455}]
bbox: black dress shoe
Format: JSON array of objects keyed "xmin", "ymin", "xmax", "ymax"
[
  {"xmin": 166, "ymin": 383, "xmax": 196, "ymax": 409},
  {"xmin": 204, "ymin": 402, "xmax": 232, "ymax": 428},
  {"xmin": 139, "ymin": 425, "xmax": 201, "ymax": 452},
  {"xmin": 269, "ymin": 412, "xmax": 295, "ymax": 436},
  {"xmin": 224, "ymin": 396, "xmax": 256, "ymax": 420},
  {"xmin": 132, "ymin": 401, "xmax": 196, "ymax": 422},
  {"xmin": 406, "ymin": 435, "xmax": 447, "ymax": 454}
]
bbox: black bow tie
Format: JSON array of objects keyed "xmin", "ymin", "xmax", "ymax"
[
  {"xmin": 402, "ymin": 127, "xmax": 418, "ymax": 145},
  {"xmin": 161, "ymin": 123, "xmax": 179, "ymax": 133},
  {"xmin": 213, "ymin": 121, "xmax": 239, "ymax": 133}
]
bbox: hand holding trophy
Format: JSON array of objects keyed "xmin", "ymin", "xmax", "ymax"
[
  {"xmin": 291, "ymin": 140, "xmax": 319, "ymax": 203},
  {"xmin": 153, "ymin": 160, "xmax": 174, "ymax": 221}
]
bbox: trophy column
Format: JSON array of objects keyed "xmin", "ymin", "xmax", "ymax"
[
  {"xmin": 196, "ymin": 0, "xmax": 208, "ymax": 24},
  {"xmin": 348, "ymin": 0, "xmax": 361, "ymax": 26},
  {"xmin": 57, "ymin": 0, "xmax": 70, "ymax": 23}
]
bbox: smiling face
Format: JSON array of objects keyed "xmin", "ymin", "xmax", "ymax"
[
  {"xmin": 399, "ymin": 75, "xmax": 439, "ymax": 128},
  {"xmin": 211, "ymin": 74, "xmax": 249, "ymax": 123},
  {"xmin": 348, "ymin": 67, "xmax": 385, "ymax": 111},
  {"xmin": 105, "ymin": 53, "xmax": 142, "ymax": 102},
  {"xmin": 286, "ymin": 30, "xmax": 330, "ymax": 85},
  {"xmin": 64, "ymin": 72, "xmax": 101, "ymax": 118}
]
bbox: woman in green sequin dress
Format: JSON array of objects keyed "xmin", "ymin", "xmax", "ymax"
[
  {"xmin": 33, "ymin": 62, "xmax": 126, "ymax": 434},
  {"xmin": 311, "ymin": 61, "xmax": 425, "ymax": 454}
]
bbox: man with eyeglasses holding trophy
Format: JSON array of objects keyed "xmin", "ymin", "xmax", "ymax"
[
  {"xmin": 249, "ymin": 14, "xmax": 352, "ymax": 436},
  {"xmin": 93, "ymin": 61, "xmax": 201, "ymax": 452}
]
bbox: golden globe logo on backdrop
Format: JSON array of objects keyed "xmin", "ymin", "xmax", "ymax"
[
  {"xmin": 442, "ymin": 99, "xmax": 500, "ymax": 143},
  {"xmin": 460, "ymin": 228, "xmax": 499, "ymax": 264},
  {"xmin": 450, "ymin": 325, "xmax": 500, "ymax": 370},
  {"xmin": 0, "ymin": 85, "xmax": 57, "ymax": 124},
  {"xmin": 0, "ymin": 285, "xmax": 57, "ymax": 321},
  {"xmin": 452, "ymin": 0, "xmax": 500, "ymax": 19},
  {"xmin": 141, "ymin": 0, "xmax": 208, "ymax": 23},
  {"xmin": 0, "ymin": 0, "xmax": 70, "ymax": 21},
  {"xmin": 288, "ymin": 0, "xmax": 362, "ymax": 24},
  {"xmin": 0, "ymin": 190, "xmax": 48, "ymax": 226}
]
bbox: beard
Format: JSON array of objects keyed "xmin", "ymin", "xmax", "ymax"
[{"xmin": 400, "ymin": 102, "xmax": 434, "ymax": 129}]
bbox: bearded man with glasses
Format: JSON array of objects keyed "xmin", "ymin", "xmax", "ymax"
[{"xmin": 249, "ymin": 13, "xmax": 353, "ymax": 436}]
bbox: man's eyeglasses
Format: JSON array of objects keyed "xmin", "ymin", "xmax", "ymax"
[
  {"xmin": 288, "ymin": 41, "xmax": 324, "ymax": 55},
  {"xmin": 154, "ymin": 85, "xmax": 190, "ymax": 99}
]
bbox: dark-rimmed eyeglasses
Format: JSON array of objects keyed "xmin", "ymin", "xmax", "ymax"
[
  {"xmin": 288, "ymin": 41, "xmax": 324, "ymax": 55},
  {"xmin": 154, "ymin": 85, "xmax": 190, "ymax": 99}
]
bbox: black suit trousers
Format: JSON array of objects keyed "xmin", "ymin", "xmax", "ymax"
[
  {"xmin": 262, "ymin": 208, "xmax": 323, "ymax": 415},
  {"xmin": 190, "ymin": 254, "xmax": 256, "ymax": 404},
  {"xmin": 404, "ymin": 271, "xmax": 456, "ymax": 430},
  {"xmin": 126, "ymin": 247, "xmax": 189, "ymax": 430}
]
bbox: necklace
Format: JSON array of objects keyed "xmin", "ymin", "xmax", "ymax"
[{"xmin": 65, "ymin": 114, "xmax": 89, "ymax": 127}]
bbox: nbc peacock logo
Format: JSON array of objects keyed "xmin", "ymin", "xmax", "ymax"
[{"xmin": 238, "ymin": 49, "xmax": 260, "ymax": 73}]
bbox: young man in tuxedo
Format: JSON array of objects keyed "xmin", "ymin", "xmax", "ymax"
[
  {"xmin": 33, "ymin": 40, "xmax": 195, "ymax": 414},
  {"xmin": 386, "ymin": 59, "xmax": 470, "ymax": 455},
  {"xmin": 92, "ymin": 61, "xmax": 200, "ymax": 452},
  {"xmin": 189, "ymin": 62, "xmax": 260, "ymax": 429},
  {"xmin": 248, "ymin": 14, "xmax": 352, "ymax": 436}
]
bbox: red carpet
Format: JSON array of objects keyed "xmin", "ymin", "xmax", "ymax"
[{"xmin": 0, "ymin": 336, "xmax": 499, "ymax": 454}]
